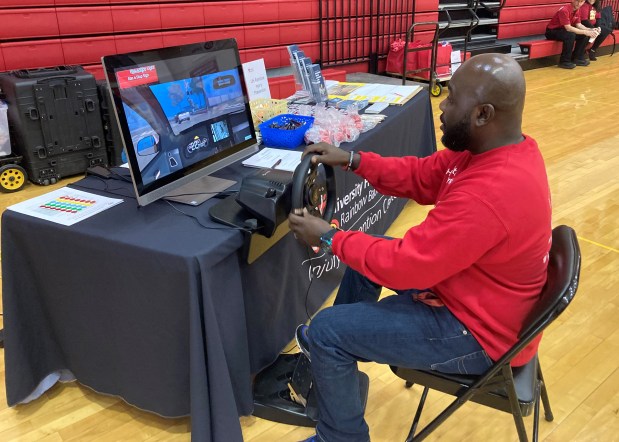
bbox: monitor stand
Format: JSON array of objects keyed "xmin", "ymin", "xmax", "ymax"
[{"xmin": 163, "ymin": 175, "xmax": 236, "ymax": 206}]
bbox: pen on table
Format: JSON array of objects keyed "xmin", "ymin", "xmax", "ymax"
[{"xmin": 271, "ymin": 159, "xmax": 282, "ymax": 169}]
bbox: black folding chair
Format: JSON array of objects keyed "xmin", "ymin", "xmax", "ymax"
[{"xmin": 391, "ymin": 225, "xmax": 581, "ymax": 442}]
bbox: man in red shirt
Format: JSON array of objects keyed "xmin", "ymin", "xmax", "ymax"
[
  {"xmin": 546, "ymin": 0, "xmax": 600, "ymax": 68},
  {"xmin": 289, "ymin": 53, "xmax": 552, "ymax": 442}
]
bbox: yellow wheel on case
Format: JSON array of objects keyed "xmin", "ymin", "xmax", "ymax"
[
  {"xmin": 0, "ymin": 164, "xmax": 27, "ymax": 193},
  {"xmin": 430, "ymin": 82, "xmax": 443, "ymax": 97}
]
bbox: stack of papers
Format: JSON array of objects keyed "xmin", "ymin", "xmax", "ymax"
[
  {"xmin": 327, "ymin": 82, "xmax": 422, "ymax": 105},
  {"xmin": 242, "ymin": 147, "xmax": 302, "ymax": 172}
]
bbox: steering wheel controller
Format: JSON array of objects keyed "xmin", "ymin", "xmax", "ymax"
[
  {"xmin": 234, "ymin": 153, "xmax": 336, "ymax": 237},
  {"xmin": 291, "ymin": 153, "xmax": 336, "ymax": 222}
]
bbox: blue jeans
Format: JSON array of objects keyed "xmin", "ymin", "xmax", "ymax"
[{"xmin": 308, "ymin": 267, "xmax": 493, "ymax": 442}]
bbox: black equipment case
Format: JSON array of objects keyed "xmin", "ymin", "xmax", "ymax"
[
  {"xmin": 96, "ymin": 80, "xmax": 125, "ymax": 167},
  {"xmin": 0, "ymin": 66, "xmax": 107, "ymax": 185}
]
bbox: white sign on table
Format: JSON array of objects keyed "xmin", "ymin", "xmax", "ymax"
[{"xmin": 242, "ymin": 58, "xmax": 271, "ymax": 101}]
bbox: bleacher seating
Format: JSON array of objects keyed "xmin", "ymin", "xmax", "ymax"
[
  {"xmin": 519, "ymin": 30, "xmax": 618, "ymax": 58},
  {"xmin": 0, "ymin": 0, "xmax": 617, "ymax": 92},
  {"xmin": 497, "ymin": 0, "xmax": 568, "ymax": 39},
  {"xmin": 497, "ymin": 20, "xmax": 549, "ymax": 39},
  {"xmin": 497, "ymin": 2, "xmax": 567, "ymax": 39},
  {"xmin": 496, "ymin": 0, "xmax": 617, "ymax": 61}
]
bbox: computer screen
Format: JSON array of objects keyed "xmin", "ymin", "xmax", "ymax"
[{"xmin": 102, "ymin": 38, "xmax": 259, "ymax": 206}]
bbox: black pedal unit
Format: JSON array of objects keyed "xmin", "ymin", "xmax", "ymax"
[{"xmin": 253, "ymin": 353, "xmax": 369, "ymax": 427}]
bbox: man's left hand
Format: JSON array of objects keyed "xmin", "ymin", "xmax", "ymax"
[{"xmin": 288, "ymin": 209, "xmax": 333, "ymax": 247}]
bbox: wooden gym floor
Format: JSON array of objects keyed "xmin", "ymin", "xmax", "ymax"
[{"xmin": 0, "ymin": 54, "xmax": 618, "ymax": 441}]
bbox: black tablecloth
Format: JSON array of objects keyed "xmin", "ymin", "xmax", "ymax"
[{"xmin": 1, "ymin": 89, "xmax": 436, "ymax": 442}]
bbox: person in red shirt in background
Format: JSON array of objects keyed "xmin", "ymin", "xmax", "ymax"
[
  {"xmin": 546, "ymin": 0, "xmax": 600, "ymax": 68},
  {"xmin": 579, "ymin": 0, "xmax": 612, "ymax": 60},
  {"xmin": 289, "ymin": 53, "xmax": 552, "ymax": 442}
]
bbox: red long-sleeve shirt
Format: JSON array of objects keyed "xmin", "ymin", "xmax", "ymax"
[{"xmin": 332, "ymin": 135, "xmax": 552, "ymax": 365}]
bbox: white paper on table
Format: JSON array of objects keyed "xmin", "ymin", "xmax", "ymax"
[
  {"xmin": 324, "ymin": 79, "xmax": 340, "ymax": 89},
  {"xmin": 341, "ymin": 83, "xmax": 421, "ymax": 104},
  {"xmin": 7, "ymin": 187, "xmax": 123, "ymax": 226},
  {"xmin": 242, "ymin": 147, "xmax": 302, "ymax": 172}
]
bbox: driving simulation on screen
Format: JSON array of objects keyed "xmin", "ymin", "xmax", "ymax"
[
  {"xmin": 118, "ymin": 65, "xmax": 250, "ymax": 186},
  {"xmin": 103, "ymin": 39, "xmax": 259, "ymax": 206}
]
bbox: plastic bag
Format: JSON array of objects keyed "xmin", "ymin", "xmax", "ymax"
[
  {"xmin": 304, "ymin": 105, "xmax": 362, "ymax": 147},
  {"xmin": 386, "ymin": 39, "xmax": 431, "ymax": 74}
]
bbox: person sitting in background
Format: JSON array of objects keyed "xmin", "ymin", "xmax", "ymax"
[
  {"xmin": 546, "ymin": 0, "xmax": 600, "ymax": 69},
  {"xmin": 579, "ymin": 0, "xmax": 613, "ymax": 60},
  {"xmin": 288, "ymin": 53, "xmax": 552, "ymax": 442}
]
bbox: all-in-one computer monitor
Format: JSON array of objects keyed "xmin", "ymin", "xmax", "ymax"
[{"xmin": 102, "ymin": 38, "xmax": 259, "ymax": 206}]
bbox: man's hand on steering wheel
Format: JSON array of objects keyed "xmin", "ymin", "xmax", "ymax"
[
  {"xmin": 288, "ymin": 208, "xmax": 332, "ymax": 248},
  {"xmin": 289, "ymin": 143, "xmax": 344, "ymax": 247},
  {"xmin": 303, "ymin": 142, "xmax": 351, "ymax": 167}
]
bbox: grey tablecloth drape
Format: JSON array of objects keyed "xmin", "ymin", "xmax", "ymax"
[{"xmin": 2, "ymin": 89, "xmax": 436, "ymax": 441}]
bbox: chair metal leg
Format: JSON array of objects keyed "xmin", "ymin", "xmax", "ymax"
[
  {"xmin": 411, "ymin": 392, "xmax": 478, "ymax": 441},
  {"xmin": 532, "ymin": 379, "xmax": 541, "ymax": 442},
  {"xmin": 502, "ymin": 366, "xmax": 529, "ymax": 442},
  {"xmin": 406, "ymin": 387, "xmax": 429, "ymax": 442},
  {"xmin": 405, "ymin": 381, "xmax": 414, "ymax": 389},
  {"xmin": 538, "ymin": 364, "xmax": 554, "ymax": 421}
]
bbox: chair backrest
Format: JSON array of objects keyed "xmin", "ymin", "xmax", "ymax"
[
  {"xmin": 494, "ymin": 225, "xmax": 581, "ymax": 368},
  {"xmin": 519, "ymin": 225, "xmax": 581, "ymax": 339}
]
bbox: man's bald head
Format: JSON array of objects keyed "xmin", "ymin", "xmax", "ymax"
[
  {"xmin": 455, "ymin": 53, "xmax": 526, "ymax": 116},
  {"xmin": 439, "ymin": 53, "xmax": 526, "ymax": 154}
]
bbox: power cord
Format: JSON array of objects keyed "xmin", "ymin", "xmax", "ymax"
[
  {"xmin": 72, "ymin": 175, "xmax": 250, "ymax": 233},
  {"xmin": 108, "ymin": 169, "xmax": 133, "ymax": 183},
  {"xmin": 163, "ymin": 199, "xmax": 252, "ymax": 233},
  {"xmin": 304, "ymin": 245, "xmax": 316, "ymax": 321},
  {"xmin": 69, "ymin": 177, "xmax": 137, "ymax": 199},
  {"xmin": 282, "ymin": 243, "xmax": 318, "ymax": 355}
]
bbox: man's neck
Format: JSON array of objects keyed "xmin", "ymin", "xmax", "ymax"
[{"xmin": 472, "ymin": 132, "xmax": 524, "ymax": 155}]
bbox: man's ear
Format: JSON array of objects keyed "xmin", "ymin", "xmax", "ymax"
[{"xmin": 475, "ymin": 104, "xmax": 495, "ymax": 127}]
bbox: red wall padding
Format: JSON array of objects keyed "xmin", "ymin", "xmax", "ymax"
[
  {"xmin": 0, "ymin": 8, "xmax": 59, "ymax": 40},
  {"xmin": 0, "ymin": 0, "xmax": 588, "ymax": 75},
  {"xmin": 160, "ymin": 3, "xmax": 206, "ymax": 29},
  {"xmin": 500, "ymin": 4, "xmax": 567, "ymax": 23},
  {"xmin": 2, "ymin": 39, "xmax": 64, "ymax": 71},
  {"xmin": 0, "ymin": 0, "xmax": 54, "ymax": 6},
  {"xmin": 497, "ymin": 20, "xmax": 548, "ymax": 39},
  {"xmin": 504, "ymin": 0, "xmax": 568, "ymax": 6},
  {"xmin": 56, "ymin": 6, "xmax": 114, "ymax": 36}
]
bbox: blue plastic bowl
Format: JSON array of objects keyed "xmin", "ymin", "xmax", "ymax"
[{"xmin": 259, "ymin": 114, "xmax": 314, "ymax": 149}]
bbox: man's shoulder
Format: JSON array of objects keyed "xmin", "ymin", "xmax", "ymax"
[
  {"xmin": 431, "ymin": 148, "xmax": 468, "ymax": 161},
  {"xmin": 520, "ymin": 134, "xmax": 540, "ymax": 150},
  {"xmin": 557, "ymin": 5, "xmax": 570, "ymax": 16}
]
